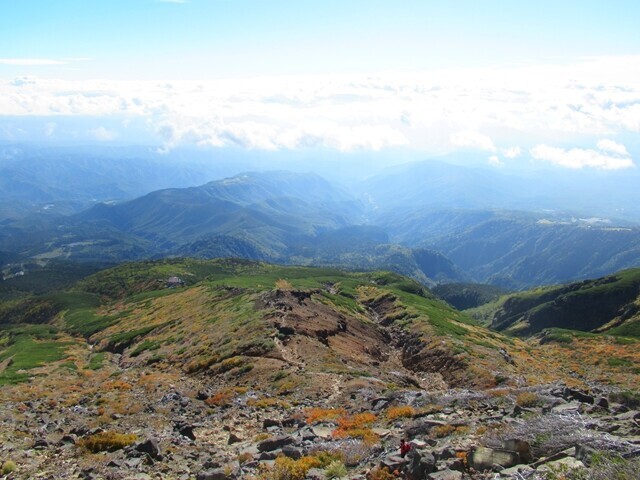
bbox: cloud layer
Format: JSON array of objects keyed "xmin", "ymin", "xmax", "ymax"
[
  {"xmin": 1, "ymin": 56, "xmax": 639, "ymax": 167},
  {"xmin": 530, "ymin": 142, "xmax": 634, "ymax": 170}
]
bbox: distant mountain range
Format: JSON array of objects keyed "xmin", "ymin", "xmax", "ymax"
[{"xmin": 1, "ymin": 151, "xmax": 640, "ymax": 290}]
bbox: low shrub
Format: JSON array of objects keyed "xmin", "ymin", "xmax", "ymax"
[
  {"xmin": 2, "ymin": 460, "xmax": 16, "ymax": 474},
  {"xmin": 257, "ymin": 455, "xmax": 321, "ymax": 480},
  {"xmin": 515, "ymin": 391, "xmax": 540, "ymax": 408},
  {"xmin": 305, "ymin": 407, "xmax": 346, "ymax": 424},
  {"xmin": 333, "ymin": 412, "xmax": 379, "ymax": 444},
  {"xmin": 431, "ymin": 424, "xmax": 456, "ymax": 438},
  {"xmin": 368, "ymin": 466, "xmax": 397, "ymax": 479},
  {"xmin": 385, "ymin": 405, "xmax": 416, "ymax": 420},
  {"xmin": 324, "ymin": 460, "xmax": 347, "ymax": 479},
  {"xmin": 247, "ymin": 397, "xmax": 290, "ymax": 409},
  {"xmin": 78, "ymin": 431, "xmax": 137, "ymax": 452}
]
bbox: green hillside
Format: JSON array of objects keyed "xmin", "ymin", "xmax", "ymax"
[
  {"xmin": 468, "ymin": 268, "xmax": 640, "ymax": 336},
  {"xmin": 432, "ymin": 282, "xmax": 510, "ymax": 310},
  {"xmin": 0, "ymin": 258, "xmax": 522, "ymax": 390}
]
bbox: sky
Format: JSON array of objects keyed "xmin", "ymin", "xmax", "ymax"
[{"xmin": 1, "ymin": 0, "xmax": 640, "ymax": 169}]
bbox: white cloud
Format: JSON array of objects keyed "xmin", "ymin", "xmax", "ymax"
[
  {"xmin": 2, "ymin": 56, "xmax": 640, "ymax": 155},
  {"xmin": 0, "ymin": 58, "xmax": 67, "ymax": 66},
  {"xmin": 503, "ymin": 146, "xmax": 521, "ymax": 158},
  {"xmin": 596, "ymin": 139, "xmax": 629, "ymax": 156},
  {"xmin": 450, "ymin": 131, "xmax": 496, "ymax": 152},
  {"xmin": 530, "ymin": 143, "xmax": 635, "ymax": 170},
  {"xmin": 488, "ymin": 155, "xmax": 503, "ymax": 167},
  {"xmin": 88, "ymin": 126, "xmax": 117, "ymax": 141}
]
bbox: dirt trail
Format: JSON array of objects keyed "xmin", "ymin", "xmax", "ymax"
[
  {"xmin": 273, "ymin": 337, "xmax": 305, "ymax": 368},
  {"xmin": 315, "ymin": 372, "xmax": 343, "ymax": 404}
]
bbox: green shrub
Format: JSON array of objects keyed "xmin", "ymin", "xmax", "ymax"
[
  {"xmin": 78, "ymin": 431, "xmax": 137, "ymax": 452},
  {"xmin": 2, "ymin": 460, "xmax": 16, "ymax": 474},
  {"xmin": 324, "ymin": 460, "xmax": 347, "ymax": 479}
]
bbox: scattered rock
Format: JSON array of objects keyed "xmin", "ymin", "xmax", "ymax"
[{"xmin": 563, "ymin": 388, "xmax": 595, "ymax": 405}]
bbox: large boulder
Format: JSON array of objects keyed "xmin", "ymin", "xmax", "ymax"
[
  {"xmin": 135, "ymin": 438, "xmax": 162, "ymax": 460},
  {"xmin": 257, "ymin": 435, "xmax": 294, "ymax": 452},
  {"xmin": 469, "ymin": 447, "xmax": 520, "ymax": 471},
  {"xmin": 502, "ymin": 439, "xmax": 533, "ymax": 464},
  {"xmin": 405, "ymin": 449, "xmax": 436, "ymax": 479}
]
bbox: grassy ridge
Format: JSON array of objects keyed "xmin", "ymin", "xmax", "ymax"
[
  {"xmin": 2, "ymin": 258, "xmax": 638, "ymax": 390},
  {"xmin": 468, "ymin": 268, "xmax": 640, "ymax": 337}
]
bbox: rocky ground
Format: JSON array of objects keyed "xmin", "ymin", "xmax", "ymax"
[
  {"xmin": 1, "ymin": 264, "xmax": 639, "ymax": 479},
  {"xmin": 0, "ymin": 357, "xmax": 639, "ymax": 480}
]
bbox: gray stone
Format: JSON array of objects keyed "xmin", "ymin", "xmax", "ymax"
[
  {"xmin": 537, "ymin": 456, "xmax": 585, "ymax": 473},
  {"xmin": 258, "ymin": 435, "xmax": 294, "ymax": 452},
  {"xmin": 32, "ymin": 438, "xmax": 49, "ymax": 449},
  {"xmin": 575, "ymin": 444, "xmax": 599, "ymax": 466},
  {"xmin": 427, "ymin": 470, "xmax": 462, "ymax": 480},
  {"xmin": 298, "ymin": 426, "xmax": 317, "ymax": 441},
  {"xmin": 552, "ymin": 401, "xmax": 582, "ymax": 414},
  {"xmin": 405, "ymin": 449, "xmax": 436, "ymax": 479},
  {"xmin": 136, "ymin": 438, "xmax": 162, "ymax": 460},
  {"xmin": 434, "ymin": 446, "xmax": 456, "ymax": 460},
  {"xmin": 58, "ymin": 434, "xmax": 76, "ymax": 445},
  {"xmin": 405, "ymin": 419, "xmax": 448, "ymax": 438},
  {"xmin": 176, "ymin": 423, "xmax": 197, "ymax": 440},
  {"xmin": 502, "ymin": 438, "xmax": 533, "ymax": 463},
  {"xmin": 499, "ymin": 465, "xmax": 534, "ymax": 477},
  {"xmin": 310, "ymin": 425, "xmax": 333, "ymax": 439},
  {"xmin": 380, "ymin": 455, "xmax": 408, "ymax": 472},
  {"xmin": 469, "ymin": 447, "xmax": 521, "ymax": 471},
  {"xmin": 125, "ymin": 458, "xmax": 143, "ymax": 468},
  {"xmin": 595, "ymin": 396, "xmax": 609, "ymax": 409},
  {"xmin": 616, "ymin": 410, "xmax": 640, "ymax": 421},
  {"xmin": 563, "ymin": 388, "xmax": 594, "ymax": 405},
  {"xmin": 262, "ymin": 419, "xmax": 281, "ymax": 429},
  {"xmin": 259, "ymin": 450, "xmax": 281, "ymax": 460},
  {"xmin": 282, "ymin": 417, "xmax": 300, "ymax": 428},
  {"xmin": 196, "ymin": 468, "xmax": 231, "ymax": 480},
  {"xmin": 282, "ymin": 445, "xmax": 302, "ymax": 460}
]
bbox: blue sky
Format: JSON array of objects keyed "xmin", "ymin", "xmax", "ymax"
[
  {"xmin": 1, "ymin": 1, "xmax": 640, "ymax": 169},
  {"xmin": 2, "ymin": 0, "xmax": 640, "ymax": 79}
]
